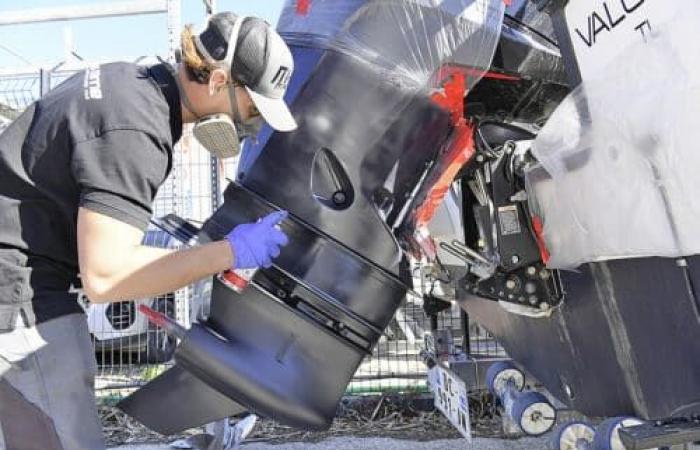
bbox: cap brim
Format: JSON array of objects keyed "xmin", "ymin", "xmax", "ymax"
[{"xmin": 246, "ymin": 87, "xmax": 297, "ymax": 132}]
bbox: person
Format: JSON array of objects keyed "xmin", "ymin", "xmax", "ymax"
[{"xmin": 0, "ymin": 12, "xmax": 295, "ymax": 450}]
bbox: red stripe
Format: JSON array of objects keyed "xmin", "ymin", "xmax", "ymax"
[
  {"xmin": 482, "ymin": 70, "xmax": 520, "ymax": 81},
  {"xmin": 138, "ymin": 304, "xmax": 168, "ymax": 328},
  {"xmin": 415, "ymin": 120, "xmax": 476, "ymax": 227},
  {"xmin": 531, "ymin": 216, "xmax": 551, "ymax": 264}
]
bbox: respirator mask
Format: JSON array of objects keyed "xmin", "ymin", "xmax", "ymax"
[
  {"xmin": 195, "ymin": 118, "xmax": 264, "ymax": 157},
  {"xmin": 189, "ymin": 107, "xmax": 263, "ymax": 160},
  {"xmin": 177, "ymin": 15, "xmax": 263, "ymax": 159}
]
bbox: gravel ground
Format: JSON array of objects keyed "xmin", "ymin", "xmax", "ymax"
[{"xmin": 110, "ymin": 436, "xmax": 549, "ymax": 450}]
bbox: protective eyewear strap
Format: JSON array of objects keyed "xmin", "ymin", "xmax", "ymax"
[{"xmin": 227, "ymin": 83, "xmax": 242, "ymax": 123}]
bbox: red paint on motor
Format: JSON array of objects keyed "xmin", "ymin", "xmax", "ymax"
[
  {"xmin": 414, "ymin": 121, "xmax": 476, "ymax": 228},
  {"xmin": 431, "ymin": 71, "xmax": 466, "ymax": 124},
  {"xmin": 415, "ymin": 72, "xmax": 477, "ymax": 229},
  {"xmin": 531, "ymin": 216, "xmax": 551, "ymax": 264},
  {"xmin": 296, "ymin": 0, "xmax": 311, "ymax": 15}
]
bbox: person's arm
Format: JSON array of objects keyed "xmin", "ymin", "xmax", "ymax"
[
  {"xmin": 71, "ymin": 130, "xmax": 288, "ymax": 303},
  {"xmin": 77, "ymin": 208, "xmax": 233, "ymax": 303}
]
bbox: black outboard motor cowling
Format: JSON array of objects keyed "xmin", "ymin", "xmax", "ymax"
[{"xmin": 120, "ymin": 0, "xmax": 505, "ymax": 433}]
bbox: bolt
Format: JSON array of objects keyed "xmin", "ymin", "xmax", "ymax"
[
  {"xmin": 506, "ymin": 279, "xmax": 517, "ymax": 290},
  {"xmin": 498, "ymin": 291, "xmax": 505, "ymax": 297},
  {"xmin": 529, "ymin": 295, "xmax": 538, "ymax": 305},
  {"xmin": 526, "ymin": 266, "xmax": 537, "ymax": 276},
  {"xmin": 476, "ymin": 155, "xmax": 484, "ymax": 163},
  {"xmin": 525, "ymin": 283, "xmax": 537, "ymax": 294},
  {"xmin": 518, "ymin": 296, "xmax": 525, "ymax": 303},
  {"xmin": 539, "ymin": 269, "xmax": 550, "ymax": 280},
  {"xmin": 539, "ymin": 302, "xmax": 549, "ymax": 310},
  {"xmin": 332, "ymin": 191, "xmax": 347, "ymax": 205},
  {"xmin": 511, "ymin": 255, "xmax": 520, "ymax": 264},
  {"xmin": 277, "ymin": 289, "xmax": 287, "ymax": 299}
]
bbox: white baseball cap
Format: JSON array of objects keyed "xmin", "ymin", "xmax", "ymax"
[{"xmin": 195, "ymin": 13, "xmax": 297, "ymax": 131}]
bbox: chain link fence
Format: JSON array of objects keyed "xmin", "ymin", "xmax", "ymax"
[
  {"xmin": 0, "ymin": 70, "xmax": 40, "ymax": 134},
  {"xmin": 0, "ymin": 64, "xmax": 504, "ymax": 403}
]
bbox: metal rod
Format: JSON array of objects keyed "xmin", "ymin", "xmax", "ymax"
[
  {"xmin": 0, "ymin": 44, "xmax": 33, "ymax": 65},
  {"xmin": 348, "ymin": 373, "xmax": 429, "ymax": 381},
  {"xmin": 461, "ymin": 310, "xmax": 471, "ymax": 355},
  {"xmin": 138, "ymin": 304, "xmax": 186, "ymax": 340},
  {"xmin": 450, "ymin": 239, "xmax": 492, "ymax": 266},
  {"xmin": 0, "ymin": 1, "xmax": 168, "ymax": 26},
  {"xmin": 439, "ymin": 241, "xmax": 476, "ymax": 265},
  {"xmin": 166, "ymin": 0, "xmax": 181, "ymax": 64},
  {"xmin": 39, "ymin": 69, "xmax": 50, "ymax": 97}
]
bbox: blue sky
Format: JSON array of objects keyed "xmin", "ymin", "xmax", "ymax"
[{"xmin": 0, "ymin": 0, "xmax": 286, "ymax": 67}]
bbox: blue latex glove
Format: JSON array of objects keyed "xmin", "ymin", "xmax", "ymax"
[{"xmin": 226, "ymin": 211, "xmax": 289, "ymax": 269}]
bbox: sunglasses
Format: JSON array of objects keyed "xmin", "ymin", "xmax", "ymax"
[{"xmin": 231, "ymin": 82, "xmax": 262, "ymax": 119}]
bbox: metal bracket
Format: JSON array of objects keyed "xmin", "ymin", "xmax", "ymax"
[{"xmin": 619, "ymin": 416, "xmax": 700, "ymax": 450}]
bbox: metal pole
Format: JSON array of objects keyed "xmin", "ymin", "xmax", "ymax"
[
  {"xmin": 165, "ymin": 0, "xmax": 181, "ymax": 218},
  {"xmin": 166, "ymin": 0, "xmax": 181, "ymax": 64},
  {"xmin": 0, "ymin": 1, "xmax": 168, "ymax": 26},
  {"xmin": 460, "ymin": 310, "xmax": 471, "ymax": 355},
  {"xmin": 205, "ymin": 0, "xmax": 222, "ymax": 211},
  {"xmin": 165, "ymin": 0, "xmax": 192, "ymax": 328},
  {"xmin": 39, "ymin": 69, "xmax": 51, "ymax": 97}
]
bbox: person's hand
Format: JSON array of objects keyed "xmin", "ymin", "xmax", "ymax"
[{"xmin": 225, "ymin": 211, "xmax": 289, "ymax": 269}]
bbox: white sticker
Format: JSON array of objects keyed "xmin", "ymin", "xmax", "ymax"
[
  {"xmin": 428, "ymin": 366, "xmax": 472, "ymax": 441},
  {"xmin": 565, "ymin": 0, "xmax": 681, "ymax": 80},
  {"xmin": 498, "ymin": 205, "xmax": 521, "ymax": 236},
  {"xmin": 83, "ymin": 64, "xmax": 102, "ymax": 100}
]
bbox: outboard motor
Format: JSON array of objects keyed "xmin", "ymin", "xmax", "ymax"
[{"xmin": 120, "ymin": 0, "xmax": 505, "ymax": 433}]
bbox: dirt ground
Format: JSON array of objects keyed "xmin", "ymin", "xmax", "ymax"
[
  {"xmin": 101, "ymin": 393, "xmax": 506, "ymax": 447},
  {"xmin": 110, "ymin": 436, "xmax": 550, "ymax": 450}
]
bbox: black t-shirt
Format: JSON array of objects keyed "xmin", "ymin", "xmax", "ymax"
[{"xmin": 0, "ymin": 62, "xmax": 182, "ymax": 323}]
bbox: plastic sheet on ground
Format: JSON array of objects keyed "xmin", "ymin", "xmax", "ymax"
[{"xmin": 526, "ymin": 6, "xmax": 700, "ymax": 269}]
